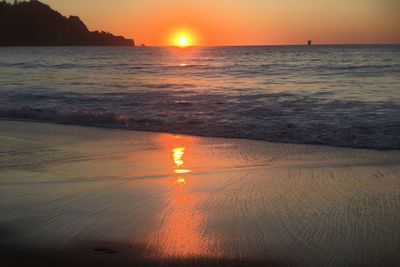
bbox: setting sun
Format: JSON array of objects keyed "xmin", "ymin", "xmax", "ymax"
[
  {"xmin": 177, "ymin": 36, "xmax": 189, "ymax": 47},
  {"xmin": 171, "ymin": 29, "xmax": 197, "ymax": 47}
]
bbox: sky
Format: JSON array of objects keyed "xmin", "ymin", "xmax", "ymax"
[{"xmin": 36, "ymin": 0, "xmax": 400, "ymax": 46}]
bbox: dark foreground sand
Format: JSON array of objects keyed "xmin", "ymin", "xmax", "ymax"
[{"xmin": 0, "ymin": 121, "xmax": 399, "ymax": 267}]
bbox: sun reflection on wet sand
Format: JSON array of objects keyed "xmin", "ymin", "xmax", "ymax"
[
  {"xmin": 172, "ymin": 145, "xmax": 191, "ymax": 184},
  {"xmin": 174, "ymin": 176, "xmax": 187, "ymax": 185},
  {"xmin": 175, "ymin": 169, "xmax": 191, "ymax": 174},
  {"xmin": 150, "ymin": 135, "xmax": 215, "ymax": 258},
  {"xmin": 173, "ymin": 147, "xmax": 186, "ymax": 169}
]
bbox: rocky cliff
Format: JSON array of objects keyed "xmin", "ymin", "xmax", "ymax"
[{"xmin": 0, "ymin": 0, "xmax": 135, "ymax": 46}]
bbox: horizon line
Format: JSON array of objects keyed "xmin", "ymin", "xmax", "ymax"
[
  {"xmin": 143, "ymin": 43, "xmax": 400, "ymax": 48},
  {"xmin": 1, "ymin": 43, "xmax": 399, "ymax": 48}
]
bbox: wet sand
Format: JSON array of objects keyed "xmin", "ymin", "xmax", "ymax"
[{"xmin": 0, "ymin": 121, "xmax": 399, "ymax": 266}]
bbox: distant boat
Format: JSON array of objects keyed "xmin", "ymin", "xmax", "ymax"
[{"xmin": 307, "ymin": 40, "xmax": 312, "ymax": 46}]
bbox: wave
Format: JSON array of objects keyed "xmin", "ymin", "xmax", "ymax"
[
  {"xmin": 0, "ymin": 106, "xmax": 129, "ymax": 127},
  {"xmin": 1, "ymin": 97, "xmax": 399, "ymax": 150}
]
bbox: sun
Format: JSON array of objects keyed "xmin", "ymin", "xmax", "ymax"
[
  {"xmin": 178, "ymin": 36, "xmax": 189, "ymax": 47},
  {"xmin": 174, "ymin": 32, "xmax": 193, "ymax": 47},
  {"xmin": 169, "ymin": 28, "xmax": 198, "ymax": 47}
]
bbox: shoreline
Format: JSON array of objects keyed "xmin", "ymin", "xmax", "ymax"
[{"xmin": 1, "ymin": 118, "xmax": 397, "ymax": 152}]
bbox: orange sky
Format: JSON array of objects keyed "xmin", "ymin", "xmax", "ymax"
[{"xmin": 41, "ymin": 0, "xmax": 400, "ymax": 46}]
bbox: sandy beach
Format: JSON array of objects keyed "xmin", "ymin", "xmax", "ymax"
[{"xmin": 0, "ymin": 120, "xmax": 399, "ymax": 266}]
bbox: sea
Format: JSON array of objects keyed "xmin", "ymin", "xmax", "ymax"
[{"xmin": 0, "ymin": 45, "xmax": 399, "ymax": 149}]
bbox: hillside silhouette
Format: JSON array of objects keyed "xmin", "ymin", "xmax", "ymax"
[{"xmin": 0, "ymin": 0, "xmax": 134, "ymax": 46}]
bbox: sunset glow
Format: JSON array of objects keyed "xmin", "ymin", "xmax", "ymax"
[{"xmin": 44, "ymin": 0, "xmax": 400, "ymax": 46}]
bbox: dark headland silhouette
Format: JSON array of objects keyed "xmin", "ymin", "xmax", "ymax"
[{"xmin": 0, "ymin": 0, "xmax": 134, "ymax": 46}]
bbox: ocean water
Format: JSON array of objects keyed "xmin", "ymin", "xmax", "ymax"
[{"xmin": 0, "ymin": 45, "xmax": 399, "ymax": 149}]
